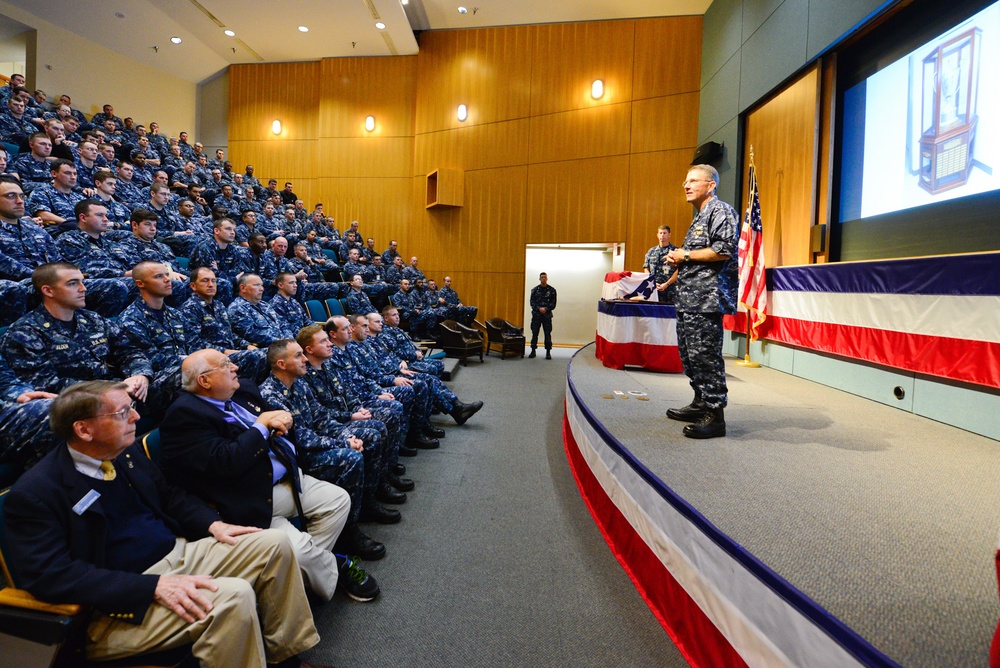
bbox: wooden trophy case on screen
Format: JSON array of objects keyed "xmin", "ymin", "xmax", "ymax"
[{"xmin": 918, "ymin": 27, "xmax": 981, "ymax": 195}]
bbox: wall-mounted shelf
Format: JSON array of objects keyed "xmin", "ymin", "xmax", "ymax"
[{"xmin": 426, "ymin": 168, "xmax": 464, "ymax": 208}]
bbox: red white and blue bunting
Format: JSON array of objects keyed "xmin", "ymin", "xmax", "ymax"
[{"xmin": 563, "ymin": 358, "xmax": 899, "ymax": 667}]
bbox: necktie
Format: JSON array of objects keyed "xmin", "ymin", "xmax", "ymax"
[
  {"xmin": 100, "ymin": 460, "xmax": 116, "ymax": 481},
  {"xmin": 225, "ymin": 401, "xmax": 301, "ymax": 492}
]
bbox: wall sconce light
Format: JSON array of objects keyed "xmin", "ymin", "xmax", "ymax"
[
  {"xmin": 271, "ymin": 119, "xmax": 282, "ymax": 135},
  {"xmin": 591, "ymin": 79, "xmax": 604, "ymax": 99},
  {"xmin": 457, "ymin": 104, "xmax": 468, "ymax": 122},
  {"xmin": 365, "ymin": 115, "xmax": 376, "ymax": 132}
]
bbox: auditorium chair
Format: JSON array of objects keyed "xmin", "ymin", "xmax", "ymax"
[
  {"xmin": 305, "ymin": 299, "xmax": 328, "ymax": 322},
  {"xmin": 437, "ymin": 320, "xmax": 484, "ymax": 366},
  {"xmin": 485, "ymin": 318, "xmax": 525, "ymax": 359},
  {"xmin": 325, "ymin": 298, "xmax": 345, "ymax": 318}
]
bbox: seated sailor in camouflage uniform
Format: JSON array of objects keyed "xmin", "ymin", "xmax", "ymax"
[
  {"xmin": 438, "ymin": 276, "xmax": 478, "ymax": 326},
  {"xmin": 344, "ymin": 274, "xmax": 377, "ymax": 315},
  {"xmin": 324, "ymin": 317, "xmax": 441, "ymax": 454},
  {"xmin": 260, "ymin": 339, "xmax": 397, "ymax": 562},
  {"xmin": 288, "ymin": 241, "xmax": 325, "ymax": 283},
  {"xmin": 177, "ymin": 266, "xmax": 268, "ymax": 382},
  {"xmin": 110, "ymin": 208, "xmax": 190, "ymax": 306},
  {"xmin": 118, "ymin": 262, "xmax": 268, "ymax": 400},
  {"xmin": 342, "ymin": 314, "xmax": 439, "ymax": 449},
  {"xmin": 378, "ymin": 305, "xmax": 444, "ymax": 377},
  {"xmin": 268, "ymin": 272, "xmax": 314, "ymax": 336},
  {"xmin": 0, "ymin": 352, "xmax": 59, "ymax": 471},
  {"xmin": 297, "ymin": 325, "xmax": 414, "ymax": 476},
  {"xmin": 391, "ymin": 278, "xmax": 439, "ymax": 339},
  {"xmin": 365, "ymin": 312, "xmax": 482, "ymax": 425},
  {"xmin": 188, "ymin": 218, "xmax": 248, "ymax": 305},
  {"xmin": 227, "ymin": 273, "xmax": 287, "ymax": 348},
  {"xmin": 0, "ymin": 176, "xmax": 130, "ymax": 317},
  {"xmin": 0, "ymin": 262, "xmax": 172, "ymax": 420}
]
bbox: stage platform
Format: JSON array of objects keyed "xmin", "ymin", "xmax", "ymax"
[{"xmin": 563, "ymin": 343, "xmax": 1000, "ymax": 667}]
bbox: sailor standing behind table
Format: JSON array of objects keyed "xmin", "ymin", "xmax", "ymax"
[
  {"xmin": 528, "ymin": 272, "xmax": 557, "ymax": 360},
  {"xmin": 664, "ymin": 164, "xmax": 739, "ymax": 439},
  {"xmin": 643, "ymin": 224, "xmax": 679, "ymax": 304}
]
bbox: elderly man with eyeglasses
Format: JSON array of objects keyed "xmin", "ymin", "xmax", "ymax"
[
  {"xmin": 158, "ymin": 348, "xmax": 378, "ymax": 604},
  {"xmin": 3, "ymin": 379, "xmax": 331, "ymax": 668}
]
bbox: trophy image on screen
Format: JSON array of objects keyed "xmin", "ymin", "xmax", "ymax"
[{"xmin": 919, "ymin": 27, "xmax": 981, "ymax": 194}]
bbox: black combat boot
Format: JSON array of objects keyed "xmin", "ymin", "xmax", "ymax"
[
  {"xmin": 682, "ymin": 407, "xmax": 726, "ymax": 439},
  {"xmin": 666, "ymin": 392, "xmax": 709, "ymax": 422}
]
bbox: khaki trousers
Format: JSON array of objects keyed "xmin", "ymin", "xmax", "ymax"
[
  {"xmin": 85, "ymin": 529, "xmax": 319, "ymax": 667},
  {"xmin": 270, "ymin": 472, "xmax": 351, "ymax": 601}
]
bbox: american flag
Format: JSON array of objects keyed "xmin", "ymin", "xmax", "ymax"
[
  {"xmin": 622, "ymin": 275, "xmax": 658, "ymax": 301},
  {"xmin": 738, "ymin": 159, "xmax": 767, "ymax": 340}
]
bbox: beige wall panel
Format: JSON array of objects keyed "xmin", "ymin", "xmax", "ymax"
[
  {"xmin": 318, "ymin": 56, "xmax": 417, "ymax": 139},
  {"xmin": 411, "ymin": 166, "xmax": 527, "ymax": 275},
  {"xmin": 414, "ymin": 119, "xmax": 529, "ymax": 175},
  {"xmin": 229, "ymin": 63, "xmax": 319, "ymax": 141},
  {"xmin": 627, "ymin": 149, "xmax": 702, "ymax": 270},
  {"xmin": 744, "ymin": 65, "xmax": 819, "ymax": 268},
  {"xmin": 633, "ymin": 17, "xmax": 703, "ymax": 99},
  {"xmin": 631, "ymin": 92, "xmax": 700, "ymax": 154},
  {"xmin": 415, "ymin": 26, "xmax": 533, "ymax": 135},
  {"xmin": 526, "ymin": 156, "xmax": 630, "ymax": 244},
  {"xmin": 530, "ymin": 21, "xmax": 635, "ymax": 117},
  {"xmin": 319, "ymin": 137, "xmax": 413, "ymax": 178},
  {"xmin": 316, "ymin": 177, "xmax": 413, "ymax": 245},
  {"xmin": 528, "ymin": 103, "xmax": 631, "ymax": 164}
]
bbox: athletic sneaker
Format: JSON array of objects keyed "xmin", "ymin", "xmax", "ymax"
[{"xmin": 336, "ymin": 555, "xmax": 380, "ymax": 602}]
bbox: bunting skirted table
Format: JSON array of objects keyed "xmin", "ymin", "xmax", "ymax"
[{"xmin": 595, "ymin": 300, "xmax": 683, "ymax": 373}]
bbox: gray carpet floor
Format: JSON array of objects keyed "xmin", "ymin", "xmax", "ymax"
[
  {"xmin": 304, "ymin": 347, "xmax": 688, "ymax": 667},
  {"xmin": 569, "ymin": 344, "xmax": 1000, "ymax": 668}
]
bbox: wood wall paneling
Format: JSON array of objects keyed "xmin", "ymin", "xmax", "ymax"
[
  {"xmin": 743, "ymin": 64, "xmax": 820, "ymax": 268},
  {"xmin": 316, "ymin": 177, "xmax": 413, "ymax": 245},
  {"xmin": 415, "ymin": 27, "xmax": 533, "ymax": 135},
  {"xmin": 632, "ymin": 16, "xmax": 703, "ymax": 99},
  {"xmin": 815, "ymin": 56, "xmax": 836, "ymax": 263},
  {"xmin": 319, "ymin": 137, "xmax": 414, "ymax": 178},
  {"xmin": 318, "ymin": 57, "xmax": 417, "ymax": 139},
  {"xmin": 413, "ymin": 120, "xmax": 530, "ymax": 176},
  {"xmin": 627, "ymin": 149, "xmax": 702, "ymax": 271},
  {"xmin": 411, "ymin": 166, "xmax": 528, "ymax": 275},
  {"xmin": 630, "ymin": 92, "xmax": 700, "ymax": 154},
  {"xmin": 526, "ymin": 155, "xmax": 630, "ymax": 244},
  {"xmin": 527, "ymin": 103, "xmax": 631, "ymax": 164},
  {"xmin": 530, "ymin": 21, "xmax": 636, "ymax": 117},
  {"xmin": 229, "ymin": 17, "xmax": 706, "ymax": 328},
  {"xmin": 229, "ymin": 63, "xmax": 320, "ymax": 141}
]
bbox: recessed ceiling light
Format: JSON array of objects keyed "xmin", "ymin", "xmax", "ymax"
[
  {"xmin": 170, "ymin": 36, "xmax": 182, "ymax": 44},
  {"xmin": 375, "ymin": 21, "xmax": 386, "ymax": 29},
  {"xmin": 401, "ymin": 0, "xmax": 409, "ymax": 4},
  {"xmin": 298, "ymin": 25, "xmax": 309, "ymax": 32},
  {"xmin": 224, "ymin": 29, "xmax": 235, "ymax": 37},
  {"xmin": 458, "ymin": 6, "xmax": 468, "ymax": 14}
]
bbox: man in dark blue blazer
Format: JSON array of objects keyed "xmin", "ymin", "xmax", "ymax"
[
  {"xmin": 158, "ymin": 348, "xmax": 377, "ymax": 603},
  {"xmin": 3, "ymin": 380, "xmax": 323, "ymax": 667}
]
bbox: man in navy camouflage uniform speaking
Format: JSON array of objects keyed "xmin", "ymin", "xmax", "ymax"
[{"xmin": 665, "ymin": 164, "xmax": 739, "ymax": 439}]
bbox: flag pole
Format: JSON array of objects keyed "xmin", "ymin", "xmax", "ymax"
[{"xmin": 736, "ymin": 146, "xmax": 761, "ymax": 368}]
